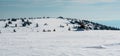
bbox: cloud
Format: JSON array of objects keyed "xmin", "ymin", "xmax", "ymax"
[
  {"xmin": 0, "ymin": 0, "xmax": 64, "ymax": 7},
  {"xmin": 0, "ymin": 0, "xmax": 118, "ymax": 7},
  {"xmin": 70, "ymin": 0, "xmax": 117, "ymax": 4}
]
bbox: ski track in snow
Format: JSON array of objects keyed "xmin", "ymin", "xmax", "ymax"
[{"xmin": 0, "ymin": 31, "xmax": 120, "ymax": 56}]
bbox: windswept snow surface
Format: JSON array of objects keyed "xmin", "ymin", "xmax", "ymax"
[{"xmin": 0, "ymin": 31, "xmax": 120, "ymax": 56}]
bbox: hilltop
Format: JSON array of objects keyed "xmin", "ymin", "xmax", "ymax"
[{"xmin": 0, "ymin": 16, "xmax": 119, "ymax": 33}]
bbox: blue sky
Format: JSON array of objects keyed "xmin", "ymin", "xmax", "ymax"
[{"xmin": 0, "ymin": 0, "xmax": 120, "ymax": 27}]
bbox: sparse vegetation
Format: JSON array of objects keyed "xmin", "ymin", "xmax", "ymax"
[
  {"xmin": 5, "ymin": 23, "xmax": 9, "ymax": 28},
  {"xmin": 8, "ymin": 21, "xmax": 12, "ymax": 24},
  {"xmin": 13, "ymin": 29, "xmax": 16, "ymax": 32},
  {"xmin": 0, "ymin": 17, "xmax": 119, "ymax": 33},
  {"xmin": 36, "ymin": 23, "xmax": 39, "ymax": 27}
]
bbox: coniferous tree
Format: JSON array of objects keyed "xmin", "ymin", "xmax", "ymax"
[
  {"xmin": 13, "ymin": 29, "xmax": 16, "ymax": 32},
  {"xmin": 21, "ymin": 19, "xmax": 24, "ymax": 22},
  {"xmin": 53, "ymin": 29, "xmax": 56, "ymax": 32},
  {"xmin": 43, "ymin": 29, "xmax": 46, "ymax": 32},
  {"xmin": 0, "ymin": 30, "xmax": 1, "ymax": 33},
  {"xmin": 66, "ymin": 24, "xmax": 68, "ymax": 26},
  {"xmin": 43, "ymin": 17, "xmax": 45, "ymax": 19},
  {"xmin": 47, "ymin": 17, "xmax": 50, "ymax": 18},
  {"xmin": 8, "ymin": 21, "xmax": 12, "ymax": 24},
  {"xmin": 68, "ymin": 27, "xmax": 71, "ymax": 31},
  {"xmin": 11, "ymin": 18, "xmax": 17, "ymax": 21},
  {"xmin": 36, "ymin": 23, "xmax": 39, "ymax": 27},
  {"xmin": 23, "ymin": 20, "xmax": 32, "ymax": 26},
  {"xmin": 15, "ymin": 24, "xmax": 17, "ymax": 27},
  {"xmin": 5, "ymin": 23, "xmax": 8, "ymax": 28},
  {"xmin": 58, "ymin": 16, "xmax": 64, "ymax": 19},
  {"xmin": 44, "ymin": 23, "xmax": 48, "ymax": 26},
  {"xmin": 8, "ymin": 18, "xmax": 10, "ymax": 20}
]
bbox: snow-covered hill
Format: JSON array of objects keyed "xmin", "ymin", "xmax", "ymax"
[
  {"xmin": 0, "ymin": 17, "xmax": 70, "ymax": 33},
  {"xmin": 0, "ymin": 17, "xmax": 119, "ymax": 33},
  {"xmin": 0, "ymin": 17, "xmax": 120, "ymax": 56}
]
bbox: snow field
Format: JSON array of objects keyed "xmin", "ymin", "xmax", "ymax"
[{"xmin": 0, "ymin": 31, "xmax": 120, "ymax": 56}]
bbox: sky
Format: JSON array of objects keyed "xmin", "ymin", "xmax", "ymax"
[{"xmin": 0, "ymin": 0, "xmax": 120, "ymax": 27}]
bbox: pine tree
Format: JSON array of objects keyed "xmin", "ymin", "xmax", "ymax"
[
  {"xmin": 0, "ymin": 30, "xmax": 1, "ymax": 33},
  {"xmin": 44, "ymin": 23, "xmax": 48, "ymax": 26},
  {"xmin": 8, "ymin": 21, "xmax": 12, "ymax": 24},
  {"xmin": 15, "ymin": 24, "xmax": 17, "ymax": 27},
  {"xmin": 13, "ymin": 29, "xmax": 16, "ymax": 32},
  {"xmin": 53, "ymin": 29, "xmax": 56, "ymax": 32},
  {"xmin": 68, "ymin": 27, "xmax": 71, "ymax": 31},
  {"xmin": 36, "ymin": 23, "xmax": 39, "ymax": 27},
  {"xmin": 47, "ymin": 17, "xmax": 50, "ymax": 18},
  {"xmin": 5, "ymin": 23, "xmax": 8, "ymax": 28},
  {"xmin": 21, "ymin": 19, "xmax": 25, "ymax": 22},
  {"xmin": 22, "ymin": 23, "xmax": 26, "ymax": 27},
  {"xmin": 58, "ymin": 16, "xmax": 64, "ymax": 19},
  {"xmin": 66, "ymin": 24, "xmax": 68, "ymax": 26},
  {"xmin": 43, "ymin": 17, "xmax": 45, "ymax": 19},
  {"xmin": 43, "ymin": 29, "xmax": 46, "ymax": 32}
]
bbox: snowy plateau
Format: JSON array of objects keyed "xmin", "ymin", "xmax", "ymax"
[{"xmin": 0, "ymin": 17, "xmax": 120, "ymax": 56}]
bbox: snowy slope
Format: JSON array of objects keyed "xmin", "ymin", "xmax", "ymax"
[
  {"xmin": 0, "ymin": 17, "xmax": 119, "ymax": 33},
  {"xmin": 0, "ymin": 31, "xmax": 120, "ymax": 56},
  {"xmin": 0, "ymin": 18, "xmax": 76, "ymax": 33}
]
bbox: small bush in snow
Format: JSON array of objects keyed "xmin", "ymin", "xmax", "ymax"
[
  {"xmin": 21, "ymin": 19, "xmax": 25, "ymax": 22},
  {"xmin": 11, "ymin": 18, "xmax": 17, "ymax": 21},
  {"xmin": 58, "ymin": 16, "xmax": 64, "ymax": 19},
  {"xmin": 68, "ymin": 27, "xmax": 71, "ymax": 31},
  {"xmin": 22, "ymin": 20, "xmax": 32, "ymax": 27},
  {"xmin": 8, "ymin": 21, "xmax": 12, "ymax": 24},
  {"xmin": 60, "ymin": 25, "xmax": 64, "ymax": 28},
  {"xmin": 15, "ymin": 24, "xmax": 17, "ymax": 27},
  {"xmin": 47, "ymin": 17, "xmax": 50, "ymax": 18},
  {"xmin": 53, "ymin": 29, "xmax": 56, "ymax": 32},
  {"xmin": 36, "ymin": 23, "xmax": 39, "ymax": 27},
  {"xmin": 44, "ymin": 23, "xmax": 48, "ymax": 26},
  {"xmin": 43, "ymin": 17, "xmax": 45, "ymax": 19},
  {"xmin": 5, "ymin": 23, "xmax": 9, "ymax": 28},
  {"xmin": 43, "ymin": 29, "xmax": 46, "ymax": 32},
  {"xmin": 13, "ymin": 29, "xmax": 16, "ymax": 32},
  {"xmin": 0, "ymin": 30, "xmax": 1, "ymax": 33},
  {"xmin": 47, "ymin": 30, "xmax": 51, "ymax": 32}
]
